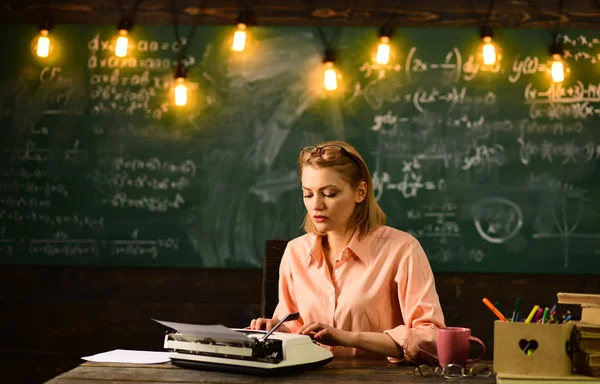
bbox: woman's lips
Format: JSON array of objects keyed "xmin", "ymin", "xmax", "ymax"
[{"xmin": 313, "ymin": 215, "xmax": 327, "ymax": 223}]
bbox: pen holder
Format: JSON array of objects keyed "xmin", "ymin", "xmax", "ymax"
[{"xmin": 493, "ymin": 320, "xmax": 574, "ymax": 377}]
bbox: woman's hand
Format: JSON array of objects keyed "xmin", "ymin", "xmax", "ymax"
[
  {"xmin": 297, "ymin": 322, "xmax": 351, "ymax": 346},
  {"xmin": 248, "ymin": 318, "xmax": 291, "ymax": 332}
]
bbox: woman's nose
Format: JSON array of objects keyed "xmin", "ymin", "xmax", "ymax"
[{"xmin": 312, "ymin": 196, "xmax": 325, "ymax": 210}]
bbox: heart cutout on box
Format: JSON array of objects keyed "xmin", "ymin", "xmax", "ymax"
[{"xmin": 519, "ymin": 339, "xmax": 539, "ymax": 355}]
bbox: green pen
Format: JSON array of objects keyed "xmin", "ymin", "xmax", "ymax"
[
  {"xmin": 494, "ymin": 301, "xmax": 506, "ymax": 319},
  {"xmin": 511, "ymin": 298, "xmax": 521, "ymax": 322},
  {"xmin": 542, "ymin": 307, "xmax": 550, "ymax": 323}
]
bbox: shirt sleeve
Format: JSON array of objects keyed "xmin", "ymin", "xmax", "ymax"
[
  {"xmin": 383, "ymin": 239, "xmax": 446, "ymax": 363},
  {"xmin": 271, "ymin": 244, "xmax": 304, "ymax": 333}
]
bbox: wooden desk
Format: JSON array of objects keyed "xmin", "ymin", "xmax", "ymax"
[{"xmin": 47, "ymin": 358, "xmax": 497, "ymax": 383}]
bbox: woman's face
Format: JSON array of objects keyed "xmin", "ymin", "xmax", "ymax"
[{"xmin": 301, "ymin": 166, "xmax": 365, "ymax": 235}]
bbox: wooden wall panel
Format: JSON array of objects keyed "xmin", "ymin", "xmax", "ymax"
[
  {"xmin": 2, "ymin": 264, "xmax": 598, "ymax": 383},
  {"xmin": 0, "ymin": 266, "xmax": 263, "ymax": 384},
  {"xmin": 0, "ymin": 0, "xmax": 599, "ymax": 29}
]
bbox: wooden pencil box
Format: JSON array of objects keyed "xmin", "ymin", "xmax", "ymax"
[{"xmin": 493, "ymin": 320, "xmax": 575, "ymax": 377}]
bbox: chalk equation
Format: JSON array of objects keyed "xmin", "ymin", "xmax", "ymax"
[
  {"xmin": 372, "ymin": 170, "xmax": 446, "ymax": 200},
  {"xmin": 86, "ymin": 34, "xmax": 198, "ymax": 120},
  {"xmin": 406, "ymin": 200, "xmax": 460, "ymax": 242},
  {"xmin": 471, "ymin": 197, "xmax": 523, "ymax": 244},
  {"xmin": 0, "ymin": 210, "xmax": 104, "ymax": 229},
  {"xmin": 102, "ymin": 192, "xmax": 185, "ymax": 212},
  {"xmin": 518, "ymin": 138, "xmax": 600, "ymax": 166}
]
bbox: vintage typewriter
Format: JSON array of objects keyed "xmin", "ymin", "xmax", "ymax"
[{"xmin": 154, "ymin": 313, "xmax": 333, "ymax": 376}]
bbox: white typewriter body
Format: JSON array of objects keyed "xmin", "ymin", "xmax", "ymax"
[{"xmin": 161, "ymin": 325, "xmax": 334, "ymax": 376}]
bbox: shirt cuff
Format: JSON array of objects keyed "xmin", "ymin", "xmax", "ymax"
[{"xmin": 384, "ymin": 324, "xmax": 438, "ymax": 363}]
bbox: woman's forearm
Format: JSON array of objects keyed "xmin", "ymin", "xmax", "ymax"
[{"xmin": 345, "ymin": 331, "xmax": 404, "ymax": 359}]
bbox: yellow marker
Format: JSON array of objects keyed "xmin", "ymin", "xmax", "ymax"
[{"xmin": 525, "ymin": 305, "xmax": 540, "ymax": 324}]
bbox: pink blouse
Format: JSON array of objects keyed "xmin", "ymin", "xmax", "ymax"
[{"xmin": 272, "ymin": 225, "xmax": 446, "ymax": 362}]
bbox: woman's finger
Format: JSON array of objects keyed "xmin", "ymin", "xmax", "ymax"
[
  {"xmin": 256, "ymin": 318, "xmax": 268, "ymax": 330},
  {"xmin": 300, "ymin": 322, "xmax": 322, "ymax": 334},
  {"xmin": 265, "ymin": 319, "xmax": 277, "ymax": 331},
  {"xmin": 314, "ymin": 329, "xmax": 328, "ymax": 339}
]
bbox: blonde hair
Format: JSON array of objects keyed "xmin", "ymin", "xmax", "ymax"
[{"xmin": 298, "ymin": 140, "xmax": 386, "ymax": 239}]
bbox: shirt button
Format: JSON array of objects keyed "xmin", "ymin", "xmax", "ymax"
[
  {"xmin": 334, "ymin": 269, "xmax": 339, "ymax": 274},
  {"xmin": 329, "ymin": 295, "xmax": 334, "ymax": 302}
]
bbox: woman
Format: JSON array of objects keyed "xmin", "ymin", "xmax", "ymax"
[{"xmin": 249, "ymin": 140, "xmax": 445, "ymax": 363}]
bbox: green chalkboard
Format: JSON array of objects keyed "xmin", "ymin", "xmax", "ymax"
[{"xmin": 1, "ymin": 24, "xmax": 599, "ymax": 273}]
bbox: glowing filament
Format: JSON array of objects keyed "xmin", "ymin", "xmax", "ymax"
[
  {"xmin": 551, "ymin": 56, "xmax": 565, "ymax": 83},
  {"xmin": 232, "ymin": 23, "xmax": 247, "ymax": 52},
  {"xmin": 174, "ymin": 77, "xmax": 188, "ymax": 106},
  {"xmin": 115, "ymin": 29, "xmax": 129, "ymax": 57},
  {"xmin": 376, "ymin": 36, "xmax": 390, "ymax": 65},
  {"xmin": 482, "ymin": 36, "xmax": 496, "ymax": 65},
  {"xmin": 37, "ymin": 30, "xmax": 50, "ymax": 58},
  {"xmin": 324, "ymin": 62, "xmax": 338, "ymax": 91}
]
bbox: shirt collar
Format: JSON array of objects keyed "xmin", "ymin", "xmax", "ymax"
[
  {"xmin": 347, "ymin": 229, "xmax": 372, "ymax": 265},
  {"xmin": 306, "ymin": 229, "xmax": 374, "ymax": 267}
]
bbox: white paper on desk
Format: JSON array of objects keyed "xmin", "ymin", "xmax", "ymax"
[
  {"xmin": 152, "ymin": 318, "xmax": 252, "ymax": 342},
  {"xmin": 82, "ymin": 349, "xmax": 171, "ymax": 364}
]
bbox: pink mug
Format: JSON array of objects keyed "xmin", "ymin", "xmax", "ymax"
[{"xmin": 436, "ymin": 327, "xmax": 486, "ymax": 367}]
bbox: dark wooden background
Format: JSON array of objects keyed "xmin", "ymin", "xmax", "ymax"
[
  {"xmin": 3, "ymin": 254, "xmax": 599, "ymax": 383},
  {"xmin": 1, "ymin": 0, "xmax": 599, "ymax": 29},
  {"xmin": 2, "ymin": 0, "xmax": 600, "ymax": 382}
]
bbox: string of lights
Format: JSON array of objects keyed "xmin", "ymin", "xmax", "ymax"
[{"xmin": 32, "ymin": 0, "xmax": 578, "ymax": 107}]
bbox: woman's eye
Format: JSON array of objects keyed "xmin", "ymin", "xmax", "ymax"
[
  {"xmin": 303, "ymin": 194, "xmax": 312, "ymax": 198},
  {"xmin": 324, "ymin": 193, "xmax": 337, "ymax": 198}
]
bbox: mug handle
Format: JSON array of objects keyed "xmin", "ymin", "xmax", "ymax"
[{"xmin": 466, "ymin": 336, "xmax": 486, "ymax": 364}]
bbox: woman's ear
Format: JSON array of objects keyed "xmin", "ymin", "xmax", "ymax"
[{"xmin": 356, "ymin": 181, "xmax": 367, "ymax": 203}]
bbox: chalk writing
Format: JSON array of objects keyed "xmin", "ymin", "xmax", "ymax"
[
  {"xmin": 92, "ymin": 123, "xmax": 184, "ymax": 140},
  {"xmin": 525, "ymin": 173, "xmax": 588, "ymax": 200},
  {"xmin": 113, "ymin": 157, "xmax": 197, "ymax": 177},
  {"xmin": 525, "ymin": 81, "xmax": 600, "ymax": 104},
  {"xmin": 0, "ymin": 196, "xmax": 51, "ymax": 209},
  {"xmin": 102, "ymin": 192, "xmax": 185, "ymax": 212},
  {"xmin": 427, "ymin": 246, "xmax": 486, "ymax": 263},
  {"xmin": 518, "ymin": 119, "xmax": 584, "ymax": 138},
  {"xmin": 472, "ymin": 197, "xmax": 523, "ymax": 244},
  {"xmin": 0, "ymin": 210, "xmax": 104, "ymax": 229},
  {"xmin": 509, "ymin": 56, "xmax": 547, "ymax": 83},
  {"xmin": 4, "ymin": 141, "xmax": 89, "ymax": 164},
  {"xmin": 404, "ymin": 87, "xmax": 496, "ymax": 113},
  {"xmin": 562, "ymin": 34, "xmax": 600, "ymax": 49},
  {"xmin": 92, "ymin": 171, "xmax": 189, "ymax": 191},
  {"xmin": 111, "ymin": 237, "xmax": 179, "ymax": 258},
  {"xmin": 406, "ymin": 200, "xmax": 460, "ymax": 242},
  {"xmin": 462, "ymin": 144, "xmax": 505, "ymax": 170},
  {"xmin": 529, "ymin": 102, "xmax": 600, "ymax": 120},
  {"xmin": 404, "ymin": 47, "xmax": 463, "ymax": 83},
  {"xmin": 562, "ymin": 34, "xmax": 600, "ymax": 64},
  {"xmin": 0, "ymin": 168, "xmax": 48, "ymax": 179},
  {"xmin": 518, "ymin": 138, "xmax": 600, "ymax": 165},
  {"xmin": 373, "ymin": 158, "xmax": 446, "ymax": 200},
  {"xmin": 29, "ymin": 240, "xmax": 98, "ymax": 257},
  {"xmin": 0, "ymin": 181, "xmax": 69, "ymax": 196},
  {"xmin": 87, "ymin": 34, "xmax": 198, "ymax": 120}
]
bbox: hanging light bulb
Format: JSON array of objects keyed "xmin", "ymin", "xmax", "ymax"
[
  {"xmin": 323, "ymin": 49, "xmax": 338, "ymax": 91},
  {"xmin": 174, "ymin": 63, "xmax": 188, "ymax": 106},
  {"xmin": 232, "ymin": 12, "xmax": 249, "ymax": 52},
  {"xmin": 549, "ymin": 39, "xmax": 568, "ymax": 83},
  {"xmin": 36, "ymin": 19, "xmax": 53, "ymax": 58},
  {"xmin": 375, "ymin": 26, "xmax": 392, "ymax": 65},
  {"xmin": 550, "ymin": 56, "xmax": 564, "ymax": 83},
  {"xmin": 480, "ymin": 25, "xmax": 497, "ymax": 66},
  {"xmin": 37, "ymin": 30, "xmax": 51, "ymax": 58},
  {"xmin": 115, "ymin": 18, "xmax": 133, "ymax": 58}
]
